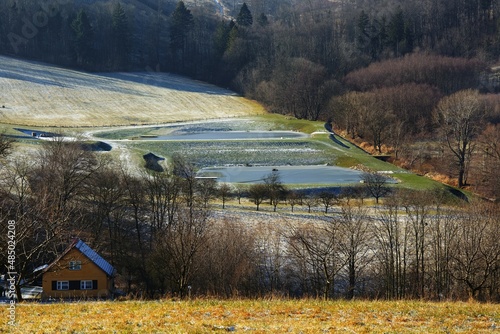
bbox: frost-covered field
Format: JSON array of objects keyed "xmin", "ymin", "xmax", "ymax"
[
  {"xmin": 131, "ymin": 140, "xmax": 331, "ymax": 167},
  {"xmin": 0, "ymin": 56, "xmax": 265, "ymax": 127}
]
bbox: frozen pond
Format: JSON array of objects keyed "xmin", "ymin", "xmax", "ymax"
[
  {"xmin": 197, "ymin": 165, "xmax": 364, "ymax": 185},
  {"xmin": 141, "ymin": 131, "xmax": 307, "ymax": 141}
]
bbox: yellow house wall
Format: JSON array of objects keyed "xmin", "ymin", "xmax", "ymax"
[{"xmin": 42, "ymin": 249, "xmax": 112, "ymax": 299}]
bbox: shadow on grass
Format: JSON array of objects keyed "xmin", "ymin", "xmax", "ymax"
[
  {"xmin": 444, "ymin": 185, "xmax": 469, "ymax": 202},
  {"xmin": 329, "ymin": 134, "xmax": 350, "ymax": 149}
]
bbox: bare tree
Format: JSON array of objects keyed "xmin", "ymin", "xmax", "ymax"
[
  {"xmin": 248, "ymin": 183, "xmax": 268, "ymax": 211},
  {"xmin": 234, "ymin": 185, "xmax": 244, "ymax": 205},
  {"xmin": 359, "ymin": 95, "xmax": 395, "ymax": 153},
  {"xmin": 476, "ymin": 123, "xmax": 500, "ymax": 199},
  {"xmin": 217, "ymin": 183, "xmax": 232, "ymax": 209},
  {"xmin": 373, "ymin": 192, "xmax": 410, "ymax": 299},
  {"xmin": 0, "ymin": 160, "xmax": 65, "ymax": 301},
  {"xmin": 197, "ymin": 178, "xmax": 217, "ymax": 208},
  {"xmin": 287, "ymin": 219, "xmax": 344, "ymax": 299},
  {"xmin": 427, "ymin": 197, "xmax": 459, "ymax": 300},
  {"xmin": 264, "ymin": 170, "xmax": 287, "ymax": 212},
  {"xmin": 449, "ymin": 202, "xmax": 500, "ymax": 301},
  {"xmin": 254, "ymin": 222, "xmax": 288, "ymax": 295},
  {"xmin": 336, "ymin": 203, "xmax": 372, "ymax": 299},
  {"xmin": 198, "ymin": 218, "xmax": 257, "ymax": 297},
  {"xmin": 303, "ymin": 195, "xmax": 318, "ymax": 213},
  {"xmin": 400, "ymin": 190, "xmax": 433, "ymax": 298},
  {"xmin": 434, "ymin": 89, "xmax": 485, "ymax": 188},
  {"xmin": 120, "ymin": 170, "xmax": 152, "ymax": 295},
  {"xmin": 151, "ymin": 205, "xmax": 210, "ymax": 298},
  {"xmin": 361, "ymin": 172, "xmax": 391, "ymax": 204},
  {"xmin": 318, "ymin": 191, "xmax": 337, "ymax": 213},
  {"xmin": 144, "ymin": 170, "xmax": 181, "ymax": 247},
  {"xmin": 0, "ymin": 139, "xmax": 102, "ymax": 300},
  {"xmin": 0, "ymin": 133, "xmax": 13, "ymax": 160},
  {"xmin": 287, "ymin": 191, "xmax": 302, "ymax": 212}
]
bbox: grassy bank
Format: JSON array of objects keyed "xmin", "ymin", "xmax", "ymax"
[{"xmin": 2, "ymin": 299, "xmax": 498, "ymax": 333}]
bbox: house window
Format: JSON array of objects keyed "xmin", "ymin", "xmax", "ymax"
[
  {"xmin": 69, "ymin": 260, "xmax": 81, "ymax": 270},
  {"xmin": 56, "ymin": 281, "xmax": 69, "ymax": 290},
  {"xmin": 80, "ymin": 280, "xmax": 93, "ymax": 290}
]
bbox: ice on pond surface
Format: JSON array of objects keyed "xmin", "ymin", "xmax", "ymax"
[
  {"xmin": 197, "ymin": 165, "xmax": 364, "ymax": 185},
  {"xmin": 141, "ymin": 131, "xmax": 307, "ymax": 141}
]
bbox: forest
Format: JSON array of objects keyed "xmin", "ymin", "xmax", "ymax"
[{"xmin": 1, "ymin": 0, "xmax": 500, "ymax": 302}]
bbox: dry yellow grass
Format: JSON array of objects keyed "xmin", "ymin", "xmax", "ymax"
[
  {"xmin": 2, "ymin": 299, "xmax": 498, "ymax": 333},
  {"xmin": 0, "ymin": 56, "xmax": 266, "ymax": 127}
]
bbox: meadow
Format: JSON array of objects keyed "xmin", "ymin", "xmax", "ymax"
[
  {"xmin": 0, "ymin": 56, "xmax": 265, "ymax": 127},
  {"xmin": 2, "ymin": 299, "xmax": 498, "ymax": 333}
]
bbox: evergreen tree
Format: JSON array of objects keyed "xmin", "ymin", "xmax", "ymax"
[
  {"xmin": 111, "ymin": 2, "xmax": 131, "ymax": 70},
  {"xmin": 226, "ymin": 22, "xmax": 239, "ymax": 53},
  {"xmin": 71, "ymin": 9, "xmax": 94, "ymax": 67},
  {"xmin": 170, "ymin": 0, "xmax": 194, "ymax": 68},
  {"xmin": 237, "ymin": 3, "xmax": 253, "ymax": 26},
  {"xmin": 214, "ymin": 20, "xmax": 230, "ymax": 57},
  {"xmin": 388, "ymin": 9, "xmax": 405, "ymax": 56},
  {"xmin": 356, "ymin": 10, "xmax": 370, "ymax": 54},
  {"xmin": 403, "ymin": 21, "xmax": 414, "ymax": 54},
  {"xmin": 256, "ymin": 13, "xmax": 268, "ymax": 26}
]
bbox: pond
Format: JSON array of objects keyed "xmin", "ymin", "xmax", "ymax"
[
  {"xmin": 197, "ymin": 165, "xmax": 364, "ymax": 185},
  {"xmin": 139, "ymin": 130, "xmax": 307, "ymax": 141}
]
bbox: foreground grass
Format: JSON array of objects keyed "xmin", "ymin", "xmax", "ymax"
[{"xmin": 3, "ymin": 299, "xmax": 498, "ymax": 333}]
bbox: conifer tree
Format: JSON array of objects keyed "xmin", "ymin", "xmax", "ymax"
[
  {"xmin": 256, "ymin": 13, "xmax": 268, "ymax": 26},
  {"xmin": 71, "ymin": 9, "xmax": 94, "ymax": 67},
  {"xmin": 170, "ymin": 1, "xmax": 194, "ymax": 68},
  {"xmin": 214, "ymin": 20, "xmax": 230, "ymax": 57},
  {"xmin": 111, "ymin": 2, "xmax": 131, "ymax": 69},
  {"xmin": 237, "ymin": 3, "xmax": 253, "ymax": 26}
]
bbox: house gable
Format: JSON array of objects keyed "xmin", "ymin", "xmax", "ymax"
[{"xmin": 41, "ymin": 239, "xmax": 115, "ymax": 299}]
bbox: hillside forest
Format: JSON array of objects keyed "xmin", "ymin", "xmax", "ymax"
[{"xmin": 1, "ymin": 0, "xmax": 500, "ymax": 302}]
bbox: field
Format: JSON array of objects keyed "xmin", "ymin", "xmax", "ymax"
[
  {"xmin": 2, "ymin": 299, "xmax": 498, "ymax": 333},
  {"xmin": 0, "ymin": 55, "xmax": 265, "ymax": 127}
]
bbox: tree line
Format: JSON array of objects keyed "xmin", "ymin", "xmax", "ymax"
[{"xmin": 0, "ymin": 137, "xmax": 499, "ymax": 302}]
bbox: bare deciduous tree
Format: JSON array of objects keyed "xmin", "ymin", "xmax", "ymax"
[
  {"xmin": 318, "ymin": 191, "xmax": 337, "ymax": 214},
  {"xmin": 434, "ymin": 89, "xmax": 485, "ymax": 188},
  {"xmin": 361, "ymin": 172, "xmax": 391, "ymax": 204},
  {"xmin": 287, "ymin": 219, "xmax": 344, "ymax": 299},
  {"xmin": 373, "ymin": 192, "xmax": 410, "ymax": 299},
  {"xmin": 336, "ymin": 203, "xmax": 372, "ymax": 299},
  {"xmin": 248, "ymin": 183, "xmax": 268, "ymax": 211},
  {"xmin": 217, "ymin": 183, "xmax": 232, "ymax": 209},
  {"xmin": 449, "ymin": 202, "xmax": 500, "ymax": 301},
  {"xmin": 303, "ymin": 195, "xmax": 318, "ymax": 213}
]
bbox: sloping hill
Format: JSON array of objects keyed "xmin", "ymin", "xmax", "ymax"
[{"xmin": 0, "ymin": 56, "xmax": 265, "ymax": 127}]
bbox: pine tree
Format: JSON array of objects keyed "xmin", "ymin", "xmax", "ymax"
[
  {"xmin": 388, "ymin": 9, "xmax": 405, "ymax": 56},
  {"xmin": 256, "ymin": 13, "xmax": 268, "ymax": 26},
  {"xmin": 71, "ymin": 9, "xmax": 94, "ymax": 67},
  {"xmin": 111, "ymin": 2, "xmax": 131, "ymax": 70},
  {"xmin": 214, "ymin": 20, "xmax": 230, "ymax": 57},
  {"xmin": 236, "ymin": 3, "xmax": 253, "ymax": 26},
  {"xmin": 170, "ymin": 1, "xmax": 194, "ymax": 69},
  {"xmin": 356, "ymin": 10, "xmax": 370, "ymax": 53},
  {"xmin": 170, "ymin": 1, "xmax": 194, "ymax": 52}
]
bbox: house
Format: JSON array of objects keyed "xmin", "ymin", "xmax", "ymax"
[{"xmin": 41, "ymin": 239, "xmax": 116, "ymax": 300}]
